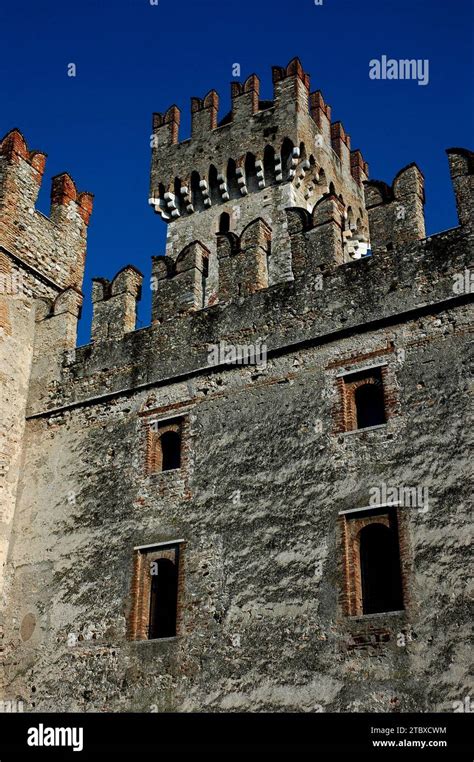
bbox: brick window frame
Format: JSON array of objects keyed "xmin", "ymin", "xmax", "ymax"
[
  {"xmin": 128, "ymin": 541, "xmax": 185, "ymax": 641},
  {"xmin": 145, "ymin": 416, "xmax": 185, "ymax": 475},
  {"xmin": 339, "ymin": 505, "xmax": 410, "ymax": 618},
  {"xmin": 335, "ymin": 363, "xmax": 395, "ymax": 433}
]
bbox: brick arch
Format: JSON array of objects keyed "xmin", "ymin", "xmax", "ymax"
[
  {"xmin": 346, "ymin": 377, "xmax": 385, "ymax": 431},
  {"xmin": 340, "ymin": 509, "xmax": 407, "ymax": 617},
  {"xmin": 146, "ymin": 419, "xmax": 182, "ymax": 474}
]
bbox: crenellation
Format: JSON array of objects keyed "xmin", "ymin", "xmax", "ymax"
[
  {"xmin": 217, "ymin": 217, "xmax": 271, "ymax": 301},
  {"xmin": 231, "ymin": 74, "xmax": 260, "ymax": 118},
  {"xmin": 149, "ymin": 59, "xmax": 367, "ymax": 285},
  {"xmin": 0, "ymin": 129, "xmax": 94, "ymax": 292},
  {"xmin": 330, "ymin": 121, "xmax": 351, "ymax": 164},
  {"xmin": 20, "ymin": 223, "xmax": 472, "ymax": 419},
  {"xmin": 446, "ymin": 147, "xmax": 474, "ymax": 229},
  {"xmin": 309, "ymin": 90, "xmax": 332, "ymax": 135},
  {"xmin": 151, "ymin": 241, "xmax": 210, "ymax": 322},
  {"xmin": 191, "ymin": 91, "xmax": 219, "ymax": 135},
  {"xmin": 91, "ymin": 265, "xmax": 143, "ymax": 342},
  {"xmin": 1, "ymin": 56, "xmax": 472, "ymax": 714},
  {"xmin": 350, "ymin": 149, "xmax": 369, "ymax": 185},
  {"xmin": 365, "ymin": 163, "xmax": 426, "ymax": 254}
]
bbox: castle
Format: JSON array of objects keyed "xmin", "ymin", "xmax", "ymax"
[{"xmin": 0, "ymin": 58, "xmax": 472, "ymax": 712}]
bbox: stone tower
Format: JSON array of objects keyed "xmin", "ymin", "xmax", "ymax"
[
  {"xmin": 0, "ymin": 128, "xmax": 93, "ymax": 606},
  {"xmin": 0, "ymin": 59, "xmax": 472, "ymax": 713},
  {"xmin": 149, "ymin": 57, "xmax": 369, "ymax": 317}
]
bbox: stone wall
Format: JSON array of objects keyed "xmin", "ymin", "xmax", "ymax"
[
  {"xmin": 0, "ymin": 129, "xmax": 93, "ymax": 615},
  {"xmin": 0, "ymin": 69, "xmax": 472, "ymax": 712},
  {"xmin": 1, "ymin": 298, "xmax": 471, "ymax": 711}
]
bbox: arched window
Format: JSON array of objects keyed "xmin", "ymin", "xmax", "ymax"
[
  {"xmin": 244, "ymin": 152, "xmax": 259, "ymax": 193},
  {"xmin": 161, "ymin": 430, "xmax": 181, "ymax": 471},
  {"xmin": 281, "ymin": 138, "xmax": 294, "ymax": 178},
  {"xmin": 208, "ymin": 164, "xmax": 220, "ymax": 204},
  {"xmin": 191, "ymin": 171, "xmax": 205, "ymax": 211},
  {"xmin": 201, "ymin": 253, "xmax": 209, "ymax": 308},
  {"xmin": 355, "ymin": 382, "xmax": 386, "ymax": 429},
  {"xmin": 219, "ymin": 212, "xmax": 230, "ymax": 233},
  {"xmin": 263, "ymin": 145, "xmax": 276, "ymax": 185},
  {"xmin": 226, "ymin": 159, "xmax": 240, "ymax": 199},
  {"xmin": 359, "ymin": 523, "xmax": 404, "ymax": 614},
  {"xmin": 148, "ymin": 557, "xmax": 179, "ymax": 639},
  {"xmin": 173, "ymin": 177, "xmax": 183, "ymax": 215},
  {"xmin": 347, "ymin": 206, "xmax": 355, "ymax": 230}
]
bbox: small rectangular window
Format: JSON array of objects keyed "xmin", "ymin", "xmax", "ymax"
[
  {"xmin": 340, "ymin": 507, "xmax": 404, "ymax": 617},
  {"xmin": 128, "ymin": 542, "xmax": 183, "ymax": 641},
  {"xmin": 340, "ymin": 366, "xmax": 387, "ymax": 431},
  {"xmin": 146, "ymin": 417, "xmax": 183, "ymax": 474}
]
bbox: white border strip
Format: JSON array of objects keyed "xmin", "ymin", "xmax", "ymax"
[
  {"xmin": 146, "ymin": 412, "xmax": 187, "ymax": 426},
  {"xmin": 134, "ymin": 539, "xmax": 185, "ymax": 551},
  {"xmin": 339, "ymin": 502, "xmax": 401, "ymax": 516}
]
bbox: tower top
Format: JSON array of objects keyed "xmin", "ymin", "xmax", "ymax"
[{"xmin": 149, "ymin": 57, "xmax": 368, "ymax": 223}]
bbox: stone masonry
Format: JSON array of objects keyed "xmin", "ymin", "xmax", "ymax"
[{"xmin": 0, "ymin": 58, "xmax": 472, "ymax": 713}]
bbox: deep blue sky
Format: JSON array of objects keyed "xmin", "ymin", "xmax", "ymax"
[{"xmin": 1, "ymin": 0, "xmax": 472, "ymax": 344}]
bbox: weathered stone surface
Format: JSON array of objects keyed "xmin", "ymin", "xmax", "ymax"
[{"xmin": 0, "ymin": 60, "xmax": 472, "ymax": 713}]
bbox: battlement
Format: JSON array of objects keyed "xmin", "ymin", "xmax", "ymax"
[
  {"xmin": 91, "ymin": 265, "xmax": 143, "ymax": 341},
  {"xmin": 446, "ymin": 147, "xmax": 474, "ymax": 228},
  {"xmin": 149, "ymin": 57, "xmax": 368, "ymax": 229},
  {"xmin": 364, "ymin": 163, "xmax": 426, "ymax": 254},
  {"xmin": 3, "ymin": 53, "xmax": 473, "ymax": 718},
  {"xmin": 80, "ymin": 148, "xmax": 469, "ymax": 339},
  {"xmin": 0, "ymin": 128, "xmax": 94, "ymax": 290},
  {"xmin": 149, "ymin": 58, "xmax": 371, "ymax": 305},
  {"xmin": 27, "ymin": 218, "xmax": 471, "ymax": 417}
]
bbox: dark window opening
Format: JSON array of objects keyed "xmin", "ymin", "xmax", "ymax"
[
  {"xmin": 161, "ymin": 430, "xmax": 181, "ymax": 471},
  {"xmin": 355, "ymin": 382, "xmax": 386, "ymax": 429},
  {"xmin": 191, "ymin": 171, "xmax": 205, "ymax": 211},
  {"xmin": 201, "ymin": 255, "xmax": 209, "ymax": 307},
  {"xmin": 360, "ymin": 523, "xmax": 403, "ymax": 614},
  {"xmin": 148, "ymin": 557, "xmax": 179, "ymax": 639},
  {"xmin": 281, "ymin": 137, "xmax": 294, "ymax": 176},
  {"xmin": 264, "ymin": 145, "xmax": 276, "ymax": 184},
  {"xmin": 226, "ymin": 159, "xmax": 240, "ymax": 200},
  {"xmin": 209, "ymin": 164, "xmax": 220, "ymax": 204},
  {"xmin": 173, "ymin": 177, "xmax": 183, "ymax": 214},
  {"xmin": 244, "ymin": 152, "xmax": 259, "ymax": 193},
  {"xmin": 219, "ymin": 212, "xmax": 230, "ymax": 233}
]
